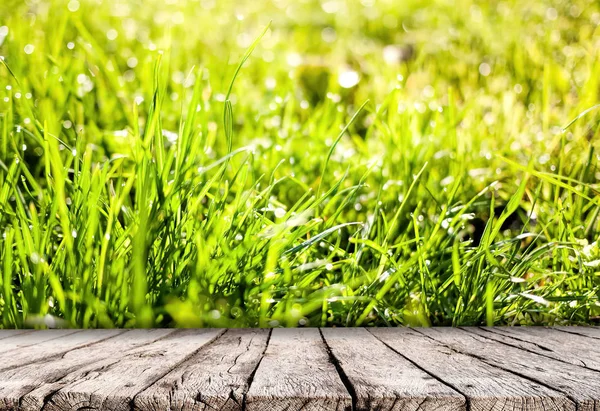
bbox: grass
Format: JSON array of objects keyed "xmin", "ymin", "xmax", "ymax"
[{"xmin": 0, "ymin": 0, "xmax": 600, "ymax": 328}]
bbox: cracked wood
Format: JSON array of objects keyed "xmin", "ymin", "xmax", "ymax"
[
  {"xmin": 41, "ymin": 329, "xmax": 223, "ymax": 411},
  {"xmin": 245, "ymin": 328, "xmax": 353, "ymax": 411},
  {"xmin": 0, "ymin": 328, "xmax": 597, "ymax": 411},
  {"xmin": 370, "ymin": 328, "xmax": 575, "ymax": 411},
  {"xmin": 471, "ymin": 327, "xmax": 600, "ymax": 371},
  {"xmin": 134, "ymin": 329, "xmax": 269, "ymax": 411},
  {"xmin": 321, "ymin": 328, "xmax": 465, "ymax": 411},
  {"xmin": 0, "ymin": 329, "xmax": 121, "ymax": 372},
  {"xmin": 420, "ymin": 327, "xmax": 600, "ymax": 411}
]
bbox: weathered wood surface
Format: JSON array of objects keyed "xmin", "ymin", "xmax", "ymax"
[
  {"xmin": 552, "ymin": 325, "xmax": 600, "ymax": 339},
  {"xmin": 0, "ymin": 329, "xmax": 122, "ymax": 372},
  {"xmin": 19, "ymin": 329, "xmax": 176, "ymax": 411},
  {"xmin": 472, "ymin": 327, "xmax": 600, "ymax": 371},
  {"xmin": 321, "ymin": 328, "xmax": 465, "ymax": 411},
  {"xmin": 245, "ymin": 328, "xmax": 353, "ymax": 411},
  {"xmin": 370, "ymin": 328, "xmax": 575, "ymax": 411},
  {"xmin": 42, "ymin": 329, "xmax": 223, "ymax": 411},
  {"xmin": 420, "ymin": 327, "xmax": 600, "ymax": 411},
  {"xmin": 135, "ymin": 329, "xmax": 269, "ymax": 411},
  {"xmin": 0, "ymin": 327, "xmax": 597, "ymax": 411}
]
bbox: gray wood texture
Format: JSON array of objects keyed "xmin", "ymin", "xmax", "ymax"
[
  {"xmin": 0, "ymin": 327, "xmax": 597, "ymax": 411},
  {"xmin": 321, "ymin": 328, "xmax": 465, "ymax": 411},
  {"xmin": 420, "ymin": 327, "xmax": 600, "ymax": 411},
  {"xmin": 0, "ymin": 329, "xmax": 121, "ymax": 372},
  {"xmin": 16, "ymin": 329, "xmax": 176, "ymax": 411},
  {"xmin": 552, "ymin": 325, "xmax": 600, "ymax": 339},
  {"xmin": 135, "ymin": 329, "xmax": 270, "ymax": 411},
  {"xmin": 472, "ymin": 327, "xmax": 600, "ymax": 371},
  {"xmin": 0, "ymin": 330, "xmax": 33, "ymax": 341},
  {"xmin": 245, "ymin": 328, "xmax": 353, "ymax": 411},
  {"xmin": 42, "ymin": 329, "xmax": 223, "ymax": 411},
  {"xmin": 370, "ymin": 328, "xmax": 575, "ymax": 411}
]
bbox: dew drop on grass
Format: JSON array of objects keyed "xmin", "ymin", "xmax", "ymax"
[
  {"xmin": 106, "ymin": 29, "xmax": 118, "ymax": 40},
  {"xmin": 338, "ymin": 70, "xmax": 360, "ymax": 88},
  {"xmin": 326, "ymin": 263, "xmax": 334, "ymax": 271},
  {"xmin": 274, "ymin": 207, "xmax": 286, "ymax": 218},
  {"xmin": 478, "ymin": 62, "xmax": 491, "ymax": 76},
  {"xmin": 67, "ymin": 0, "xmax": 80, "ymax": 12},
  {"xmin": 30, "ymin": 252, "xmax": 41, "ymax": 264},
  {"xmin": 265, "ymin": 77, "xmax": 276, "ymax": 90},
  {"xmin": 235, "ymin": 233, "xmax": 244, "ymax": 241},
  {"xmin": 546, "ymin": 7, "xmax": 558, "ymax": 21},
  {"xmin": 209, "ymin": 310, "xmax": 220, "ymax": 320},
  {"xmin": 71, "ymin": 229, "xmax": 77, "ymax": 238},
  {"xmin": 24, "ymin": 44, "xmax": 34, "ymax": 54}
]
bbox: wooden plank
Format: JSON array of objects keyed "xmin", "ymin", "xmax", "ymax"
[
  {"xmin": 0, "ymin": 329, "xmax": 121, "ymax": 372},
  {"xmin": 473, "ymin": 327, "xmax": 600, "ymax": 371},
  {"xmin": 0, "ymin": 329, "xmax": 175, "ymax": 411},
  {"xmin": 0, "ymin": 329, "xmax": 33, "ymax": 341},
  {"xmin": 370, "ymin": 328, "xmax": 575, "ymax": 411},
  {"xmin": 321, "ymin": 328, "xmax": 465, "ymax": 411},
  {"xmin": 41, "ymin": 329, "xmax": 223, "ymax": 411},
  {"xmin": 552, "ymin": 326, "xmax": 600, "ymax": 340},
  {"xmin": 135, "ymin": 329, "xmax": 270, "ymax": 411},
  {"xmin": 0, "ymin": 329, "xmax": 78, "ymax": 352},
  {"xmin": 245, "ymin": 328, "xmax": 352, "ymax": 411},
  {"xmin": 421, "ymin": 327, "xmax": 600, "ymax": 411}
]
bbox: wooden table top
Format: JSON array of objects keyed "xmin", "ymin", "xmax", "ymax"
[{"xmin": 0, "ymin": 327, "xmax": 597, "ymax": 410}]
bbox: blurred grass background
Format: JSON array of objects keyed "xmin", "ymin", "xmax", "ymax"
[{"xmin": 0, "ymin": 0, "xmax": 600, "ymax": 328}]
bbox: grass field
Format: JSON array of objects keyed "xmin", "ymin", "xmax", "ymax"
[{"xmin": 1, "ymin": 0, "xmax": 600, "ymax": 328}]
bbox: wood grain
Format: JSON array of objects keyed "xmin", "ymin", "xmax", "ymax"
[
  {"xmin": 420, "ymin": 327, "xmax": 600, "ymax": 411},
  {"xmin": 135, "ymin": 329, "xmax": 270, "ymax": 411},
  {"xmin": 245, "ymin": 328, "xmax": 352, "ymax": 411},
  {"xmin": 42, "ymin": 329, "xmax": 224, "ymax": 411},
  {"xmin": 0, "ymin": 329, "xmax": 78, "ymax": 352},
  {"xmin": 0, "ymin": 330, "xmax": 32, "ymax": 341},
  {"xmin": 321, "ymin": 328, "xmax": 465, "ymax": 411},
  {"xmin": 370, "ymin": 328, "xmax": 575, "ymax": 411},
  {"xmin": 552, "ymin": 326, "xmax": 600, "ymax": 340},
  {"xmin": 0, "ymin": 329, "xmax": 121, "ymax": 372},
  {"xmin": 472, "ymin": 327, "xmax": 600, "ymax": 371},
  {"xmin": 0, "ymin": 327, "xmax": 595, "ymax": 411},
  {"xmin": 11, "ymin": 329, "xmax": 176, "ymax": 411}
]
